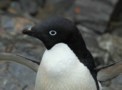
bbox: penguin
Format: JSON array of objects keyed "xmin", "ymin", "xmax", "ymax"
[{"xmin": 22, "ymin": 17, "xmax": 101, "ymax": 90}]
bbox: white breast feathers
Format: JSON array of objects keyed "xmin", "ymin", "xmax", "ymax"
[{"xmin": 35, "ymin": 43, "xmax": 97, "ymax": 90}]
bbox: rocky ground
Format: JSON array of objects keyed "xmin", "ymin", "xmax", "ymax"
[{"xmin": 0, "ymin": 0, "xmax": 122, "ymax": 90}]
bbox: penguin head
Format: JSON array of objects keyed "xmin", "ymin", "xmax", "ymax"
[{"xmin": 23, "ymin": 17, "xmax": 82, "ymax": 49}]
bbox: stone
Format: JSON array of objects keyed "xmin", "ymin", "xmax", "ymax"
[
  {"xmin": 12, "ymin": 40, "xmax": 44, "ymax": 61},
  {"xmin": 0, "ymin": 15, "xmax": 34, "ymax": 35},
  {"xmin": 102, "ymin": 87, "xmax": 114, "ymax": 90},
  {"xmin": 14, "ymin": 17, "xmax": 34, "ymax": 34},
  {"xmin": 111, "ymin": 25, "xmax": 122, "ymax": 37},
  {"xmin": 106, "ymin": 0, "xmax": 122, "ymax": 33},
  {"xmin": 68, "ymin": 0, "xmax": 119, "ymax": 33},
  {"xmin": 0, "ymin": 42, "xmax": 5, "ymax": 52},
  {"xmin": 36, "ymin": 0, "xmax": 46, "ymax": 8},
  {"xmin": 111, "ymin": 74, "xmax": 122, "ymax": 85},
  {"xmin": 8, "ymin": 1, "xmax": 22, "ymax": 14},
  {"xmin": 97, "ymin": 62, "xmax": 122, "ymax": 81},
  {"xmin": 0, "ymin": 62, "xmax": 36, "ymax": 90},
  {"xmin": 0, "ymin": 15, "xmax": 15, "ymax": 31},
  {"xmin": 36, "ymin": 0, "xmax": 75, "ymax": 19},
  {"xmin": 19, "ymin": 0, "xmax": 38, "ymax": 15},
  {"xmin": 0, "ymin": 0, "xmax": 11, "ymax": 9},
  {"xmin": 98, "ymin": 34, "xmax": 122, "ymax": 62},
  {"xmin": 110, "ymin": 74, "xmax": 122, "ymax": 90}
]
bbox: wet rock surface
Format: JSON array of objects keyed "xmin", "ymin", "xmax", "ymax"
[{"xmin": 0, "ymin": 0, "xmax": 122, "ymax": 90}]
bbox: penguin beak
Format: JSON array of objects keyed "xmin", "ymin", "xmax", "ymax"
[{"xmin": 22, "ymin": 25, "xmax": 33, "ymax": 35}]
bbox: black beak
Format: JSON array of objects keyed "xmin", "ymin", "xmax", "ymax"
[{"xmin": 22, "ymin": 25, "xmax": 33, "ymax": 35}]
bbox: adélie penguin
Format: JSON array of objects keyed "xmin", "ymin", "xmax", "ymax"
[{"xmin": 22, "ymin": 17, "xmax": 102, "ymax": 90}]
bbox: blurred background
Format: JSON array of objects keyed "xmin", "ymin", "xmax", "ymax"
[{"xmin": 0, "ymin": 0, "xmax": 122, "ymax": 90}]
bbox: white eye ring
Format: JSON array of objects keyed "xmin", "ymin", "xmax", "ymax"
[{"xmin": 49, "ymin": 30, "xmax": 57, "ymax": 36}]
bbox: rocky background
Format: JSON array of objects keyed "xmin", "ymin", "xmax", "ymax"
[{"xmin": 0, "ymin": 0, "xmax": 122, "ymax": 90}]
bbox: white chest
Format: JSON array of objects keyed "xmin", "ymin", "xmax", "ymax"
[{"xmin": 35, "ymin": 43, "xmax": 97, "ymax": 90}]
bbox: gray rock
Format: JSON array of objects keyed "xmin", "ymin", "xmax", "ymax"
[
  {"xmin": 19, "ymin": 0, "xmax": 38, "ymax": 15},
  {"xmin": 0, "ymin": 0, "xmax": 11, "ymax": 9},
  {"xmin": 12, "ymin": 41, "xmax": 44, "ymax": 61},
  {"xmin": 0, "ymin": 62, "xmax": 36, "ymax": 90},
  {"xmin": 102, "ymin": 87, "xmax": 114, "ymax": 90},
  {"xmin": 97, "ymin": 62, "xmax": 122, "ymax": 81},
  {"xmin": 36, "ymin": 0, "xmax": 46, "ymax": 8},
  {"xmin": 112, "ymin": 25, "xmax": 122, "ymax": 37},
  {"xmin": 0, "ymin": 16, "xmax": 15, "ymax": 31},
  {"xmin": 36, "ymin": 0, "xmax": 75, "ymax": 19},
  {"xmin": 0, "ymin": 42, "xmax": 5, "ymax": 52},
  {"xmin": 111, "ymin": 74, "xmax": 122, "ymax": 85},
  {"xmin": 69, "ymin": 0, "xmax": 119, "ymax": 33},
  {"xmin": 8, "ymin": 1, "xmax": 22, "ymax": 14},
  {"xmin": 98, "ymin": 34, "xmax": 122, "ymax": 62},
  {"xmin": 110, "ymin": 74, "xmax": 122, "ymax": 90}
]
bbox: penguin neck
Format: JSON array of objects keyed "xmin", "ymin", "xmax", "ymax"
[
  {"xmin": 66, "ymin": 32, "xmax": 96, "ymax": 71},
  {"xmin": 67, "ymin": 32, "xmax": 87, "ymax": 60}
]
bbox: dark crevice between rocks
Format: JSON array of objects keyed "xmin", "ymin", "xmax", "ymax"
[{"xmin": 106, "ymin": 0, "xmax": 122, "ymax": 33}]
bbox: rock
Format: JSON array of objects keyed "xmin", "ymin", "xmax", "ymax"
[
  {"xmin": 97, "ymin": 62, "xmax": 122, "ymax": 81},
  {"xmin": 69, "ymin": 0, "xmax": 119, "ymax": 33},
  {"xmin": 0, "ymin": 15, "xmax": 15, "ymax": 31},
  {"xmin": 14, "ymin": 17, "xmax": 34, "ymax": 34},
  {"xmin": 111, "ymin": 24, "xmax": 122, "ymax": 37},
  {"xmin": 36, "ymin": 0, "xmax": 46, "ymax": 8},
  {"xmin": 110, "ymin": 74, "xmax": 122, "ymax": 90},
  {"xmin": 0, "ymin": 62, "xmax": 7, "ymax": 72},
  {"xmin": 8, "ymin": 1, "xmax": 22, "ymax": 14},
  {"xmin": 0, "ymin": 13, "xmax": 39, "ymax": 90},
  {"xmin": 19, "ymin": 0, "xmax": 38, "ymax": 15},
  {"xmin": 0, "ymin": 62, "xmax": 36, "ymax": 90},
  {"xmin": 12, "ymin": 40, "xmax": 44, "ymax": 61},
  {"xmin": 102, "ymin": 87, "xmax": 114, "ymax": 90},
  {"xmin": 36, "ymin": 0, "xmax": 75, "ymax": 19},
  {"xmin": 0, "ymin": 42, "xmax": 5, "ymax": 52},
  {"xmin": 111, "ymin": 74, "xmax": 122, "ymax": 85},
  {"xmin": 0, "ymin": 15, "xmax": 34, "ymax": 35},
  {"xmin": 98, "ymin": 34, "xmax": 122, "ymax": 62},
  {"xmin": 0, "ymin": 0, "xmax": 11, "ymax": 9},
  {"xmin": 106, "ymin": 0, "xmax": 122, "ymax": 33}
]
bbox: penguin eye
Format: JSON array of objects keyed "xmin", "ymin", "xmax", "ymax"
[{"xmin": 49, "ymin": 30, "xmax": 57, "ymax": 36}]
